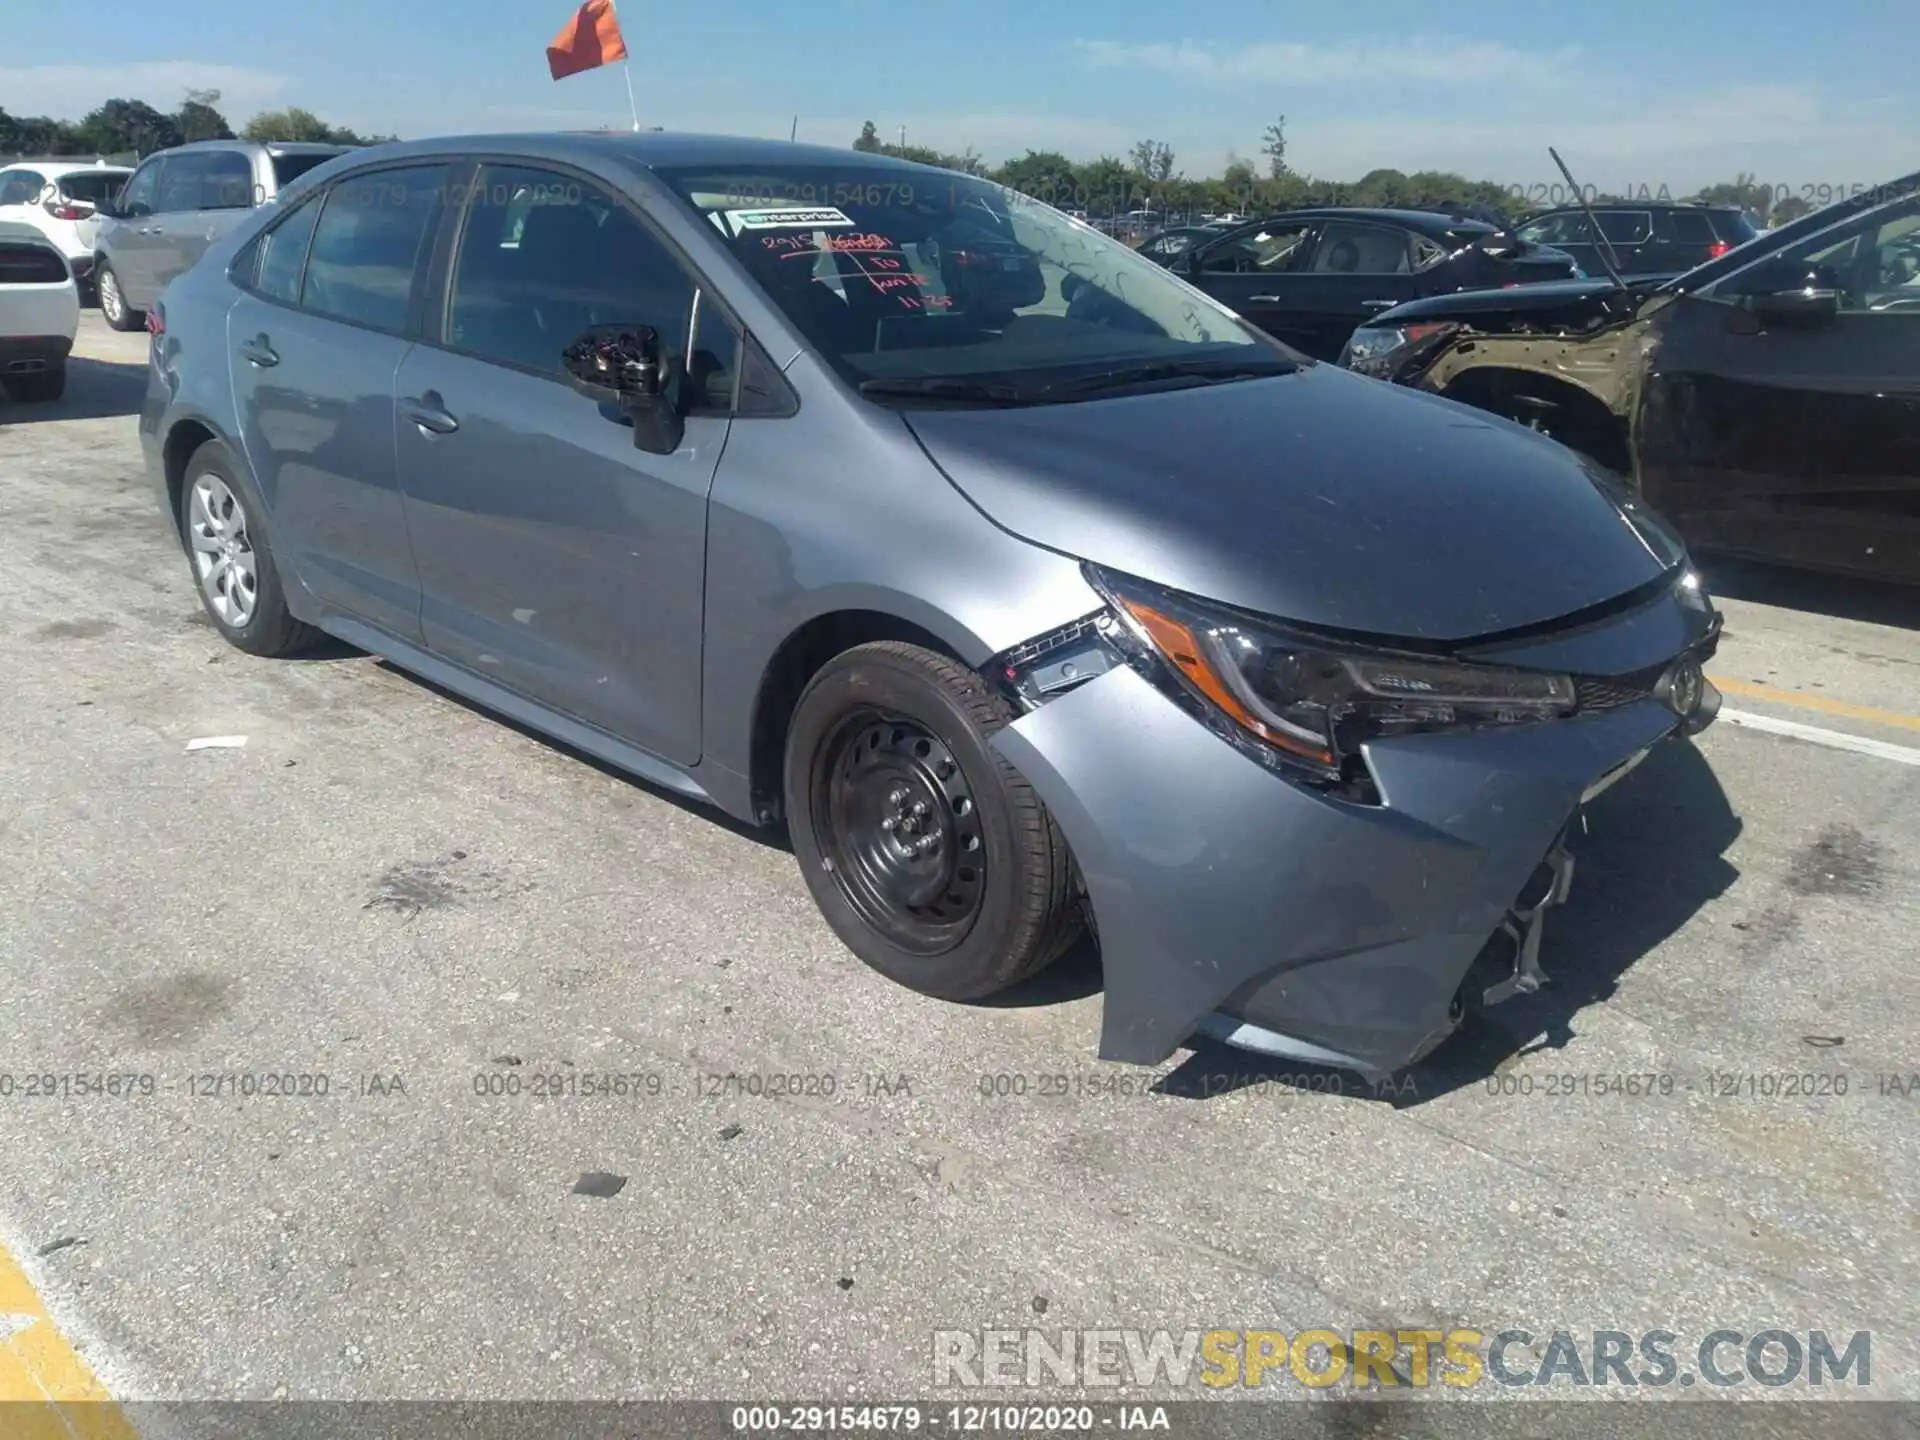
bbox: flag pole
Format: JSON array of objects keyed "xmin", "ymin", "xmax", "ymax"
[{"xmin": 609, "ymin": 0, "xmax": 639, "ymax": 130}]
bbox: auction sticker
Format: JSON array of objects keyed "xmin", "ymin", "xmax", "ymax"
[{"xmin": 725, "ymin": 206, "xmax": 856, "ymax": 231}]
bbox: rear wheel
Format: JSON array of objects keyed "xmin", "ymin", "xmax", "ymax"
[
  {"xmin": 179, "ymin": 439, "xmax": 319, "ymax": 657},
  {"xmin": 784, "ymin": 641, "xmax": 1081, "ymax": 1000},
  {"xmin": 3, "ymin": 361, "xmax": 64, "ymax": 403},
  {"xmin": 96, "ymin": 262, "xmax": 143, "ymax": 331}
]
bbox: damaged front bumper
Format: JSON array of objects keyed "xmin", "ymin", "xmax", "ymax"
[{"xmin": 988, "ymin": 581, "xmax": 1720, "ymax": 1080}]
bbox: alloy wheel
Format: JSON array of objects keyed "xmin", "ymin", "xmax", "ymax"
[
  {"xmin": 186, "ymin": 474, "xmax": 259, "ymax": 628},
  {"xmin": 99, "ymin": 269, "xmax": 123, "ymax": 325},
  {"xmin": 814, "ymin": 709, "xmax": 987, "ymax": 955}
]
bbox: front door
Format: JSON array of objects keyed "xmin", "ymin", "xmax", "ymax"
[
  {"xmin": 104, "ymin": 156, "xmax": 166, "ymax": 302},
  {"xmin": 1278, "ymin": 218, "xmax": 1423, "ymax": 361},
  {"xmin": 1637, "ymin": 193, "xmax": 1920, "ymax": 581},
  {"xmin": 394, "ymin": 163, "xmax": 739, "ymax": 764},
  {"xmin": 1185, "ymin": 219, "xmax": 1320, "ymax": 353},
  {"xmin": 227, "ymin": 164, "xmax": 452, "ymax": 637}
]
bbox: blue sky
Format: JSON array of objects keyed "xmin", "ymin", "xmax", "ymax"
[{"xmin": 5, "ymin": 0, "xmax": 1913, "ymax": 190}]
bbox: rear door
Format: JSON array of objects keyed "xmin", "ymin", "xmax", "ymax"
[
  {"xmin": 227, "ymin": 163, "xmax": 452, "ymax": 638},
  {"xmin": 393, "ymin": 162, "xmax": 737, "ymax": 763},
  {"xmin": 1273, "ymin": 218, "xmax": 1423, "ymax": 360},
  {"xmin": 168, "ymin": 147, "xmax": 258, "ymax": 282},
  {"xmin": 1636, "ymin": 193, "xmax": 1920, "ymax": 582}
]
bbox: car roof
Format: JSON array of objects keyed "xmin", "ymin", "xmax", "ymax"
[
  {"xmin": 1527, "ymin": 200, "xmax": 1746, "ymax": 216},
  {"xmin": 329, "ymin": 131, "xmax": 951, "ymax": 174},
  {"xmin": 0, "ymin": 159, "xmax": 132, "ymax": 173},
  {"xmin": 1246, "ymin": 207, "xmax": 1497, "ymax": 235},
  {"xmin": 155, "ymin": 139, "xmax": 351, "ymax": 157}
]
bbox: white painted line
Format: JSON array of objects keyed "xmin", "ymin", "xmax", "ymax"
[{"xmin": 1717, "ymin": 708, "xmax": 1920, "ymax": 767}]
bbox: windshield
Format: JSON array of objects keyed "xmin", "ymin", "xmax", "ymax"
[{"xmin": 654, "ymin": 160, "xmax": 1289, "ymax": 395}]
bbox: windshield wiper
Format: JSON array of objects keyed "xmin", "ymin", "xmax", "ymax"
[
  {"xmin": 1042, "ymin": 357, "xmax": 1296, "ymax": 398},
  {"xmin": 857, "ymin": 376, "xmax": 1046, "ymax": 406}
]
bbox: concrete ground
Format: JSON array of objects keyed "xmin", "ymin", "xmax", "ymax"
[{"xmin": 0, "ymin": 316, "xmax": 1915, "ymax": 1424}]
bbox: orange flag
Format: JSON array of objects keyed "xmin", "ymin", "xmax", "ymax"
[{"xmin": 547, "ymin": 0, "xmax": 629, "ymax": 81}]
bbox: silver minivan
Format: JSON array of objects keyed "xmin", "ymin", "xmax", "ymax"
[{"xmin": 93, "ymin": 139, "xmax": 347, "ymax": 329}]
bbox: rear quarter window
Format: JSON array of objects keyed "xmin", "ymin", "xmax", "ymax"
[
  {"xmin": 1666, "ymin": 211, "xmax": 1717, "ymax": 244},
  {"xmin": 271, "ymin": 153, "xmax": 343, "ymax": 191}
]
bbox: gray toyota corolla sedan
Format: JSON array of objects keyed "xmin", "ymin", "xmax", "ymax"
[{"xmin": 140, "ymin": 133, "xmax": 1722, "ymax": 1078}]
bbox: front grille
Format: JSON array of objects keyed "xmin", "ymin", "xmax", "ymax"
[{"xmin": 1574, "ymin": 661, "xmax": 1668, "ymax": 713}]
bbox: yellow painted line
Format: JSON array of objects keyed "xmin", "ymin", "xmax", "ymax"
[
  {"xmin": 1709, "ymin": 675, "xmax": 1920, "ymax": 734},
  {"xmin": 0, "ymin": 1240, "xmax": 136, "ymax": 1440}
]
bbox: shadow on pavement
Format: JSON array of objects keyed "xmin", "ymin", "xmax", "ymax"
[
  {"xmin": 1699, "ymin": 555, "xmax": 1920, "ymax": 630},
  {"xmin": 1156, "ymin": 737, "xmax": 1742, "ymax": 1106},
  {"xmin": 0, "ymin": 355, "xmax": 147, "ymax": 423}
]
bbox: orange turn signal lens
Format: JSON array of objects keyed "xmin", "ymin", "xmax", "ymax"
[{"xmin": 1116, "ymin": 597, "xmax": 1337, "ymax": 768}]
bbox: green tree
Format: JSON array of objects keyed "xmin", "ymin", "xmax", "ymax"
[
  {"xmin": 78, "ymin": 99, "xmax": 182, "ymax": 156},
  {"xmin": 176, "ymin": 89, "xmax": 234, "ymax": 143},
  {"xmin": 242, "ymin": 107, "xmax": 334, "ymax": 144},
  {"xmin": 1770, "ymin": 194, "xmax": 1815, "ymax": 225},
  {"xmin": 1128, "ymin": 139, "xmax": 1174, "ymax": 184},
  {"xmin": 1260, "ymin": 117, "xmax": 1288, "ymax": 180},
  {"xmin": 1692, "ymin": 171, "xmax": 1774, "ymax": 221},
  {"xmin": 992, "ymin": 149, "xmax": 1079, "ymax": 208}
]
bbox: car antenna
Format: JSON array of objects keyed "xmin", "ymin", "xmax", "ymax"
[{"xmin": 1548, "ymin": 146, "xmax": 1628, "ymax": 288}]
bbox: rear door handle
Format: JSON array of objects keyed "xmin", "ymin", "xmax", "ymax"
[
  {"xmin": 399, "ymin": 394, "xmax": 459, "ymax": 435},
  {"xmin": 1362, "ymin": 299, "xmax": 1399, "ymax": 310},
  {"xmin": 238, "ymin": 336, "xmax": 278, "ymax": 368},
  {"xmin": 1247, "ymin": 294, "xmax": 1287, "ymax": 304}
]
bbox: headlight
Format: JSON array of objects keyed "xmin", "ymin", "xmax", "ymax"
[
  {"xmin": 1087, "ymin": 567, "xmax": 1575, "ymax": 783},
  {"xmin": 1342, "ymin": 321, "xmax": 1454, "ymax": 367}
]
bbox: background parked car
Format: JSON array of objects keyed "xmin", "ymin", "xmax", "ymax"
[
  {"xmin": 1159, "ymin": 207, "xmax": 1581, "ymax": 361},
  {"xmin": 93, "ymin": 139, "xmax": 348, "ymax": 330},
  {"xmin": 1135, "ymin": 222, "xmax": 1234, "ymax": 263},
  {"xmin": 1514, "ymin": 202, "xmax": 1759, "ymax": 279},
  {"xmin": 0, "ymin": 219, "xmax": 79, "ymax": 402},
  {"xmin": 1342, "ymin": 172, "xmax": 1920, "ymax": 585},
  {"xmin": 0, "ymin": 160, "xmax": 131, "ymax": 299}
]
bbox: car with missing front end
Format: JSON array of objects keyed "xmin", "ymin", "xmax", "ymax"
[
  {"xmin": 1341, "ymin": 169, "xmax": 1920, "ymax": 586},
  {"xmin": 141, "ymin": 133, "xmax": 1722, "ymax": 1080}
]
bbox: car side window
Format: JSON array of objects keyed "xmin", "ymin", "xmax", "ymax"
[
  {"xmin": 1791, "ymin": 197, "xmax": 1920, "ymax": 312},
  {"xmin": 116, "ymin": 161, "xmax": 162, "ymax": 218},
  {"xmin": 1596, "ymin": 211, "xmax": 1652, "ymax": 244},
  {"xmin": 1311, "ymin": 221, "xmax": 1413, "ymax": 275},
  {"xmin": 202, "ymin": 151, "xmax": 256, "ymax": 211},
  {"xmin": 446, "ymin": 163, "xmax": 736, "ymax": 410},
  {"xmin": 0, "ymin": 170, "xmax": 45, "ymax": 206},
  {"xmin": 253, "ymin": 195, "xmax": 324, "ymax": 305},
  {"xmin": 1199, "ymin": 223, "xmax": 1312, "ymax": 274},
  {"xmin": 156, "ymin": 154, "xmax": 210, "ymax": 214},
  {"xmin": 300, "ymin": 165, "xmax": 449, "ymax": 333}
]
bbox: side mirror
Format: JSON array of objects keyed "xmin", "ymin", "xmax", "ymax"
[
  {"xmin": 1732, "ymin": 261, "xmax": 1843, "ymax": 323},
  {"xmin": 94, "ymin": 196, "xmax": 122, "ymax": 220},
  {"xmin": 562, "ymin": 324, "xmax": 685, "ymax": 454}
]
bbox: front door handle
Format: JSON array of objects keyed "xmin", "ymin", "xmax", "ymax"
[
  {"xmin": 1247, "ymin": 294, "xmax": 1287, "ymax": 304},
  {"xmin": 1361, "ymin": 299, "xmax": 1399, "ymax": 310},
  {"xmin": 399, "ymin": 394, "xmax": 459, "ymax": 435},
  {"xmin": 238, "ymin": 336, "xmax": 278, "ymax": 368}
]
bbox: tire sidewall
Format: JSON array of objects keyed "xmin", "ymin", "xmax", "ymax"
[
  {"xmin": 97, "ymin": 264, "xmax": 134, "ymax": 329},
  {"xmin": 784, "ymin": 648, "xmax": 1029, "ymax": 999}
]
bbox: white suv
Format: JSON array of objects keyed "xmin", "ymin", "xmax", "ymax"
[
  {"xmin": 0, "ymin": 220, "xmax": 79, "ymax": 403},
  {"xmin": 0, "ymin": 161, "xmax": 132, "ymax": 299}
]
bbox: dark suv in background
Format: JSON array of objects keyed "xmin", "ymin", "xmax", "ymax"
[
  {"xmin": 92, "ymin": 139, "xmax": 348, "ymax": 330},
  {"xmin": 1515, "ymin": 203, "xmax": 1759, "ymax": 279}
]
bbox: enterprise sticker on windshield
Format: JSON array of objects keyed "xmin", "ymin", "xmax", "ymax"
[{"xmin": 725, "ymin": 206, "xmax": 856, "ymax": 231}]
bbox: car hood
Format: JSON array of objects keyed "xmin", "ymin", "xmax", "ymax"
[
  {"xmin": 904, "ymin": 362, "xmax": 1683, "ymax": 643},
  {"xmin": 1371, "ymin": 277, "xmax": 1626, "ymax": 325}
]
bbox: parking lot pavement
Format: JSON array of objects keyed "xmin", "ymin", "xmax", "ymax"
[{"xmin": 0, "ymin": 315, "xmax": 1916, "ymax": 1413}]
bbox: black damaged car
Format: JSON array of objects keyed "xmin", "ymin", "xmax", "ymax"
[
  {"xmin": 1153, "ymin": 208, "xmax": 1581, "ymax": 361},
  {"xmin": 1342, "ymin": 174, "xmax": 1920, "ymax": 585}
]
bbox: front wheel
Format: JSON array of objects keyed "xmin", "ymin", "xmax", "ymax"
[
  {"xmin": 96, "ymin": 262, "xmax": 143, "ymax": 331},
  {"xmin": 784, "ymin": 641, "xmax": 1082, "ymax": 1000}
]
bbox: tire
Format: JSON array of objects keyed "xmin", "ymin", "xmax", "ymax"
[
  {"xmin": 784, "ymin": 641, "xmax": 1082, "ymax": 1000},
  {"xmin": 3, "ymin": 361, "xmax": 64, "ymax": 403},
  {"xmin": 178, "ymin": 439, "xmax": 320, "ymax": 658},
  {"xmin": 96, "ymin": 262, "xmax": 143, "ymax": 331}
]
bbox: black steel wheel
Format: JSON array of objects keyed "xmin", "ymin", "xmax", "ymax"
[
  {"xmin": 784, "ymin": 641, "xmax": 1081, "ymax": 1000},
  {"xmin": 815, "ymin": 710, "xmax": 988, "ymax": 955}
]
